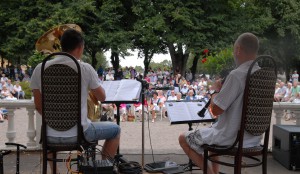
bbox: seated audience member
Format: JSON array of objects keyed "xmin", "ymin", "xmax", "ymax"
[
  {"xmin": 282, "ymin": 82, "xmax": 292, "ymax": 102},
  {"xmin": 185, "ymin": 90, "xmax": 197, "ymax": 101},
  {"xmin": 179, "ymin": 33, "xmax": 262, "ymax": 174},
  {"xmin": 1, "ymin": 86, "xmax": 13, "ymax": 98},
  {"xmin": 101, "ymin": 104, "xmax": 114, "ymax": 121},
  {"xmin": 188, "ymin": 85, "xmax": 196, "ymax": 96},
  {"xmin": 105, "ymin": 71, "xmax": 114, "ymax": 81},
  {"xmin": 1, "ymin": 73, "xmax": 8, "ymax": 82},
  {"xmin": 176, "ymin": 92, "xmax": 182, "ymax": 101},
  {"xmin": 274, "ymin": 82, "xmax": 287, "ymax": 102},
  {"xmin": 289, "ymin": 81, "xmax": 300, "ymax": 102},
  {"xmin": 6, "ymin": 79, "xmax": 14, "ymax": 94},
  {"xmin": 14, "ymin": 74, "xmax": 21, "ymax": 82},
  {"xmin": 0, "ymin": 80, "xmax": 6, "ymax": 91},
  {"xmin": 13, "ymin": 81, "xmax": 25, "ymax": 99},
  {"xmin": 180, "ymin": 84, "xmax": 189, "ymax": 97},
  {"xmin": 149, "ymin": 91, "xmax": 162, "ymax": 123},
  {"xmin": 167, "ymin": 90, "xmax": 177, "ymax": 101},
  {"xmin": 157, "ymin": 90, "xmax": 167, "ymax": 117},
  {"xmin": 22, "ymin": 73, "xmax": 31, "ymax": 82},
  {"xmin": 156, "ymin": 80, "xmax": 163, "ymax": 87},
  {"xmin": 119, "ymin": 104, "xmax": 127, "ymax": 122}
]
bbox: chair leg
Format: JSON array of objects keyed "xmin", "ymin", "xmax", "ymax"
[
  {"xmin": 262, "ymin": 153, "xmax": 267, "ymax": 174},
  {"xmin": 53, "ymin": 152, "xmax": 57, "ymax": 174},
  {"xmin": 234, "ymin": 155, "xmax": 242, "ymax": 174},
  {"xmin": 203, "ymin": 150, "xmax": 208, "ymax": 174},
  {"xmin": 42, "ymin": 150, "xmax": 47, "ymax": 174}
]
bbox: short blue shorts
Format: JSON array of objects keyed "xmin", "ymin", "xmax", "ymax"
[{"xmin": 47, "ymin": 122, "xmax": 120, "ymax": 143}]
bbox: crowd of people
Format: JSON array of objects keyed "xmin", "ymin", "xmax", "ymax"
[
  {"xmin": 274, "ymin": 70, "xmax": 300, "ymax": 103},
  {"xmin": 98, "ymin": 65, "xmax": 217, "ymax": 123},
  {"xmin": 0, "ymin": 67, "xmax": 30, "ymax": 122}
]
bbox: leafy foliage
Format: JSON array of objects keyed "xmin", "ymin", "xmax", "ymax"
[
  {"xmin": 27, "ymin": 51, "xmax": 46, "ymax": 69},
  {"xmin": 201, "ymin": 47, "xmax": 235, "ymax": 76}
]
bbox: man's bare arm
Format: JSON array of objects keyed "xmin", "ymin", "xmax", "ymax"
[
  {"xmin": 209, "ymin": 93, "xmax": 224, "ymax": 117},
  {"xmin": 91, "ymin": 86, "xmax": 106, "ymax": 102},
  {"xmin": 33, "ymin": 89, "xmax": 42, "ymax": 115}
]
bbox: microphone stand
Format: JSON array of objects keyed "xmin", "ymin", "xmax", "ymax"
[{"xmin": 136, "ymin": 78, "xmax": 149, "ymax": 168}]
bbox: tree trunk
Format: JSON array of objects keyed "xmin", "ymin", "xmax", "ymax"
[
  {"xmin": 144, "ymin": 56, "xmax": 150, "ymax": 78},
  {"xmin": 110, "ymin": 51, "xmax": 119, "ymax": 72},
  {"xmin": 143, "ymin": 49, "xmax": 154, "ymax": 78},
  {"xmin": 190, "ymin": 54, "xmax": 200, "ymax": 81},
  {"xmin": 91, "ymin": 51, "xmax": 97, "ymax": 68},
  {"xmin": 168, "ymin": 43, "xmax": 189, "ymax": 76},
  {"xmin": 1, "ymin": 56, "xmax": 3, "ymax": 68}
]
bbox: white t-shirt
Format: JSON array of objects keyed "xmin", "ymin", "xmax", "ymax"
[
  {"xmin": 13, "ymin": 85, "xmax": 22, "ymax": 92},
  {"xmin": 167, "ymin": 96, "xmax": 177, "ymax": 101},
  {"xmin": 30, "ymin": 55, "xmax": 101, "ymax": 137},
  {"xmin": 200, "ymin": 60, "xmax": 261, "ymax": 148}
]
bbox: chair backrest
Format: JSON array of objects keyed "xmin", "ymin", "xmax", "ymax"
[
  {"xmin": 41, "ymin": 52, "xmax": 82, "ymax": 137},
  {"xmin": 241, "ymin": 55, "xmax": 277, "ymax": 138}
]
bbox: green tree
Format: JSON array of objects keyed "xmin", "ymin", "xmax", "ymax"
[
  {"xmin": 257, "ymin": 0, "xmax": 300, "ymax": 81},
  {"xmin": 132, "ymin": 0, "xmax": 167, "ymax": 76}
]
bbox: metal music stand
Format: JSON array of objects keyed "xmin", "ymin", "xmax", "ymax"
[
  {"xmin": 165, "ymin": 100, "xmax": 215, "ymax": 171},
  {"xmin": 0, "ymin": 143, "xmax": 27, "ymax": 174},
  {"xmin": 101, "ymin": 81, "xmax": 143, "ymax": 155}
]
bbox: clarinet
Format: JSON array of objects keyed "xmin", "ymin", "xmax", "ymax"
[{"xmin": 197, "ymin": 68, "xmax": 233, "ymax": 118}]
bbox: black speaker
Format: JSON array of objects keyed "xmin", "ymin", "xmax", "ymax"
[{"xmin": 273, "ymin": 125, "xmax": 300, "ymax": 170}]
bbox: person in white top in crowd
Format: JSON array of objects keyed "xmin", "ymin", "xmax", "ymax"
[
  {"xmin": 1, "ymin": 73, "xmax": 8, "ymax": 82},
  {"xmin": 167, "ymin": 90, "xmax": 177, "ymax": 101},
  {"xmin": 274, "ymin": 82, "xmax": 287, "ymax": 102},
  {"xmin": 292, "ymin": 70, "xmax": 299, "ymax": 83},
  {"xmin": 176, "ymin": 92, "xmax": 182, "ymax": 101},
  {"xmin": 1, "ymin": 86, "xmax": 13, "ymax": 98},
  {"xmin": 282, "ymin": 82, "xmax": 292, "ymax": 102},
  {"xmin": 13, "ymin": 81, "xmax": 25, "ymax": 99},
  {"xmin": 0, "ymin": 80, "xmax": 6, "ymax": 91},
  {"xmin": 180, "ymin": 84, "xmax": 189, "ymax": 96},
  {"xmin": 6, "ymin": 79, "xmax": 14, "ymax": 94},
  {"xmin": 179, "ymin": 33, "xmax": 262, "ymax": 174},
  {"xmin": 105, "ymin": 71, "xmax": 114, "ymax": 81}
]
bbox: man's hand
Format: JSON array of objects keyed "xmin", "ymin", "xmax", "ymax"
[{"xmin": 211, "ymin": 80, "xmax": 222, "ymax": 92}]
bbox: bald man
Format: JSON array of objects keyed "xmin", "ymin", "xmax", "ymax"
[{"xmin": 179, "ymin": 33, "xmax": 261, "ymax": 174}]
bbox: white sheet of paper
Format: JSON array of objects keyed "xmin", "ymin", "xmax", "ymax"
[
  {"xmin": 101, "ymin": 80, "xmax": 141, "ymax": 101},
  {"xmin": 166, "ymin": 102, "xmax": 191, "ymax": 122},
  {"xmin": 114, "ymin": 80, "xmax": 141, "ymax": 101},
  {"xmin": 166, "ymin": 101, "xmax": 213, "ymax": 123}
]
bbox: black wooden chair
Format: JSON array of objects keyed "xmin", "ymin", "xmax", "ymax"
[
  {"xmin": 202, "ymin": 55, "xmax": 277, "ymax": 174},
  {"xmin": 41, "ymin": 52, "xmax": 96, "ymax": 174}
]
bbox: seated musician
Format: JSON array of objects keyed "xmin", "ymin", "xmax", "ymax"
[
  {"xmin": 179, "ymin": 33, "xmax": 262, "ymax": 174},
  {"xmin": 30, "ymin": 29, "xmax": 120, "ymax": 173}
]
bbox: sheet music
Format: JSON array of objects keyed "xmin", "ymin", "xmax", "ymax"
[
  {"xmin": 186, "ymin": 102, "xmax": 212, "ymax": 120},
  {"xmin": 101, "ymin": 80, "xmax": 141, "ymax": 101},
  {"xmin": 166, "ymin": 101, "xmax": 213, "ymax": 124},
  {"xmin": 101, "ymin": 81, "xmax": 121, "ymax": 101},
  {"xmin": 166, "ymin": 102, "xmax": 191, "ymax": 122}
]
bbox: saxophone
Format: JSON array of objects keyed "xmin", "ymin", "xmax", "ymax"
[{"xmin": 36, "ymin": 24, "xmax": 101, "ymax": 121}]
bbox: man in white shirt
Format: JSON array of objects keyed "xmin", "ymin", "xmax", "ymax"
[
  {"xmin": 180, "ymin": 84, "xmax": 189, "ymax": 96},
  {"xmin": 167, "ymin": 90, "xmax": 177, "ymax": 101},
  {"xmin": 179, "ymin": 33, "xmax": 261, "ymax": 174},
  {"xmin": 30, "ymin": 29, "xmax": 120, "ymax": 173}
]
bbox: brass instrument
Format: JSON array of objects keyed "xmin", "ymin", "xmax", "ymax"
[
  {"xmin": 36, "ymin": 24, "xmax": 82, "ymax": 54},
  {"xmin": 36, "ymin": 24, "xmax": 101, "ymax": 121}
]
